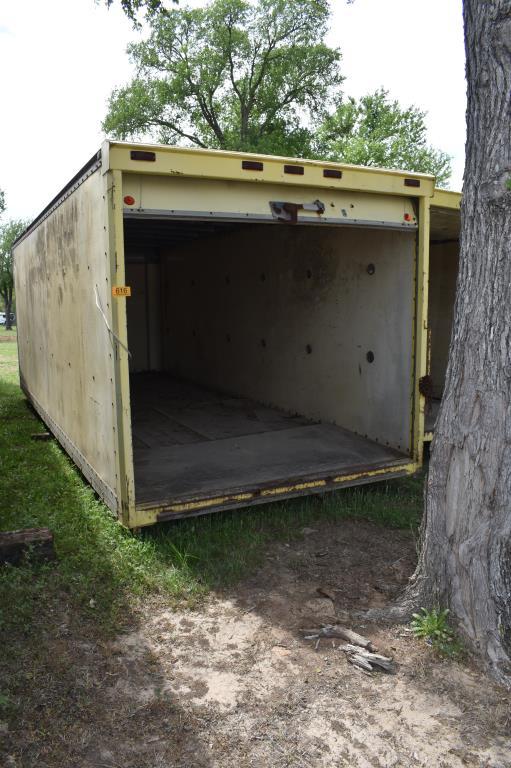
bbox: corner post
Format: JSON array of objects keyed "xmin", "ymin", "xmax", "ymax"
[
  {"xmin": 413, "ymin": 195, "xmax": 431, "ymax": 463},
  {"xmin": 105, "ymin": 168, "xmax": 135, "ymax": 527}
]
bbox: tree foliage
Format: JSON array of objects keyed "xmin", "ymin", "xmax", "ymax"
[
  {"xmin": 0, "ymin": 189, "xmax": 5, "ymax": 218},
  {"xmin": 103, "ymin": 0, "xmax": 343, "ymax": 157},
  {"xmin": 103, "ymin": 0, "xmax": 451, "ymax": 186},
  {"xmin": 316, "ymin": 89, "xmax": 452, "ymax": 186},
  {"xmin": 0, "ymin": 219, "xmax": 26, "ymax": 331},
  {"xmin": 103, "ymin": 0, "xmax": 177, "ymax": 25}
]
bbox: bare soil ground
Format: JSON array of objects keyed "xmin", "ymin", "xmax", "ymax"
[{"xmin": 2, "ymin": 518, "xmax": 510, "ymax": 767}]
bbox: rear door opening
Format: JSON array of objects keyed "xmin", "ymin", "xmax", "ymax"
[{"xmin": 124, "ymin": 215, "xmax": 415, "ymax": 520}]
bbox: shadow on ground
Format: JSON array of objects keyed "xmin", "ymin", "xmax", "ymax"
[
  {"xmin": 0, "ymin": 376, "xmax": 212, "ymax": 768},
  {"xmin": 80, "ymin": 517, "xmax": 510, "ymax": 768},
  {"xmin": 1, "ymin": 370, "xmax": 509, "ymax": 767}
]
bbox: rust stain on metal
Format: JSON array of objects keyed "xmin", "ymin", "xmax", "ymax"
[{"xmin": 260, "ymin": 479, "xmax": 327, "ymax": 497}]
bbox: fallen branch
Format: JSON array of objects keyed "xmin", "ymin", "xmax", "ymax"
[{"xmin": 301, "ymin": 624, "xmax": 375, "ymax": 652}]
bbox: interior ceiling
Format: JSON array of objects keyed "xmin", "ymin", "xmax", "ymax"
[
  {"xmin": 430, "ymin": 206, "xmax": 460, "ymax": 241},
  {"xmin": 124, "ymin": 208, "xmax": 460, "ymax": 259},
  {"xmin": 124, "ymin": 218, "xmax": 247, "ymax": 258}
]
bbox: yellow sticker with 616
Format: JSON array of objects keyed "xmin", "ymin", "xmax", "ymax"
[{"xmin": 112, "ymin": 286, "xmax": 131, "ymax": 297}]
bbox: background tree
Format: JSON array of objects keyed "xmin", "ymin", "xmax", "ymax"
[
  {"xmin": 103, "ymin": 0, "xmax": 343, "ymax": 157},
  {"xmin": 103, "ymin": 0, "xmax": 177, "ymax": 25},
  {"xmin": 103, "ymin": 0, "xmax": 451, "ymax": 184},
  {"xmin": 316, "ymin": 88, "xmax": 451, "ymax": 187},
  {"xmin": 403, "ymin": 0, "xmax": 511, "ymax": 685},
  {"xmin": 0, "ymin": 220, "xmax": 26, "ymax": 332},
  {"xmin": 0, "ymin": 190, "xmax": 5, "ymax": 218}
]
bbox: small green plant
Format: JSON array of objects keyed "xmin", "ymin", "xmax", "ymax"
[
  {"xmin": 506, "ymin": 177, "xmax": 511, "ymax": 191},
  {"xmin": 411, "ymin": 607, "xmax": 461, "ymax": 656}
]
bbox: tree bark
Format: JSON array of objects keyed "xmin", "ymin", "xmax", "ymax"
[
  {"xmin": 409, "ymin": 0, "xmax": 511, "ymax": 685},
  {"xmin": 5, "ymin": 288, "xmax": 13, "ymax": 331}
]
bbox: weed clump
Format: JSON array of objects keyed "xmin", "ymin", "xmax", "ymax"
[{"xmin": 411, "ymin": 607, "xmax": 463, "ymax": 657}]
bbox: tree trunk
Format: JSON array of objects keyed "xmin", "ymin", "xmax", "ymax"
[
  {"xmin": 409, "ymin": 0, "xmax": 511, "ymax": 685},
  {"xmin": 5, "ymin": 289, "xmax": 13, "ymax": 331}
]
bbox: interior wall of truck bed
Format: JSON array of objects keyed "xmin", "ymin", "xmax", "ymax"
[
  {"xmin": 163, "ymin": 222, "xmax": 415, "ymax": 451},
  {"xmin": 429, "ymin": 241, "xmax": 458, "ymax": 396},
  {"xmin": 125, "ymin": 251, "xmax": 163, "ymax": 372}
]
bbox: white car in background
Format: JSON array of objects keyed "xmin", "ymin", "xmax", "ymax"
[{"xmin": 0, "ymin": 312, "xmax": 15, "ymax": 325}]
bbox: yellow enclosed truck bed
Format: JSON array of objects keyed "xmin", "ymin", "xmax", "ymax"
[{"xmin": 14, "ymin": 141, "xmax": 434, "ymax": 528}]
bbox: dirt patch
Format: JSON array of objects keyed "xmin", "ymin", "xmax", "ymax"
[{"xmin": 2, "ymin": 518, "xmax": 510, "ymax": 767}]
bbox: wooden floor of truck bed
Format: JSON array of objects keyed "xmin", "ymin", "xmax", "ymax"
[{"xmin": 130, "ymin": 373, "xmax": 409, "ymax": 508}]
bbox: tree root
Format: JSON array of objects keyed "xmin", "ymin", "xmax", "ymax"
[{"xmin": 350, "ymin": 582, "xmax": 426, "ymax": 625}]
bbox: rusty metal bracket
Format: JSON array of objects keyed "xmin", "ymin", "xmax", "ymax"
[{"xmin": 270, "ymin": 199, "xmax": 325, "ymax": 223}]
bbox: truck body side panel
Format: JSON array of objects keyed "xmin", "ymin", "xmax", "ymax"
[{"xmin": 14, "ymin": 169, "xmax": 120, "ymax": 512}]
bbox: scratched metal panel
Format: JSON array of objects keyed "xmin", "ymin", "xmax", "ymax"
[
  {"xmin": 161, "ymin": 224, "xmax": 415, "ymax": 454},
  {"xmin": 14, "ymin": 169, "xmax": 119, "ymax": 511}
]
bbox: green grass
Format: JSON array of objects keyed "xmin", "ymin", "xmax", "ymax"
[
  {"xmin": 145, "ymin": 472, "xmax": 423, "ymax": 588},
  {"xmin": 0, "ymin": 327, "xmax": 18, "ymax": 339},
  {"xmin": 0, "ymin": 337, "xmax": 424, "ymax": 634},
  {"xmin": 0, "ymin": 334, "xmax": 18, "ymax": 382}
]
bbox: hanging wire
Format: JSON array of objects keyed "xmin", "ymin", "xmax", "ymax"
[{"xmin": 94, "ymin": 284, "xmax": 132, "ymax": 359}]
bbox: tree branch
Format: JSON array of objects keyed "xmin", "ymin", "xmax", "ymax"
[{"xmin": 152, "ymin": 117, "xmax": 208, "ymax": 147}]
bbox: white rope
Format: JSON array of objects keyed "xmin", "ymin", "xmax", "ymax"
[{"xmin": 94, "ymin": 284, "xmax": 132, "ymax": 359}]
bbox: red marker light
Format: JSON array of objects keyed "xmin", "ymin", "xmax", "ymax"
[
  {"xmin": 404, "ymin": 212, "xmax": 412, "ymax": 221},
  {"xmin": 124, "ymin": 195, "xmax": 136, "ymax": 206}
]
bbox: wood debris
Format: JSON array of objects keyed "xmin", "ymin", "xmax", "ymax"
[
  {"xmin": 339, "ymin": 644, "xmax": 395, "ymax": 674},
  {"xmin": 31, "ymin": 432, "xmax": 52, "ymax": 441},
  {"xmin": 0, "ymin": 528, "xmax": 55, "ymax": 566},
  {"xmin": 301, "ymin": 624, "xmax": 395, "ymax": 674}
]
